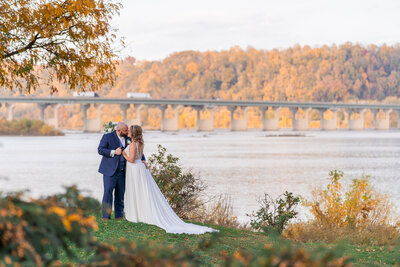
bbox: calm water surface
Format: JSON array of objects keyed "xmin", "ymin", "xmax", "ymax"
[{"xmin": 1, "ymin": 130, "xmax": 399, "ymax": 222}]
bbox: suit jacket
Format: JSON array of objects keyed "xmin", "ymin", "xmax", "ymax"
[{"xmin": 98, "ymin": 131, "xmax": 146, "ymax": 177}]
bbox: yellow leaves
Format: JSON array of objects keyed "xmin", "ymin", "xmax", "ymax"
[
  {"xmin": 48, "ymin": 206, "xmax": 67, "ymax": 217},
  {"xmin": 304, "ymin": 170, "xmax": 394, "ymax": 229},
  {"xmin": 233, "ymin": 251, "xmax": 246, "ymax": 263},
  {"xmin": 0, "ymin": 187, "xmax": 103, "ymax": 266},
  {"xmin": 48, "ymin": 206, "xmax": 73, "ymax": 231},
  {"xmin": 263, "ymin": 243, "xmax": 273, "ymax": 250},
  {"xmin": 4, "ymin": 256, "xmax": 12, "ymax": 265},
  {"xmin": 62, "ymin": 218, "xmax": 72, "ymax": 231},
  {"xmin": 67, "ymin": 214, "xmax": 81, "ymax": 222},
  {"xmin": 185, "ymin": 62, "xmax": 198, "ymax": 74},
  {"xmin": 47, "ymin": 205, "xmax": 98, "ymax": 232},
  {"xmin": 81, "ymin": 215, "xmax": 99, "ymax": 231},
  {"xmin": 40, "ymin": 238, "xmax": 49, "ymax": 245},
  {"xmin": 0, "ymin": 209, "xmax": 8, "ymax": 217},
  {"xmin": 0, "ymin": 0, "xmax": 121, "ymax": 93},
  {"xmin": 0, "ymin": 201, "xmax": 23, "ymax": 218}
]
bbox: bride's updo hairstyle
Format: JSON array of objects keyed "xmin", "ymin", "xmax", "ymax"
[{"xmin": 130, "ymin": 125, "xmax": 144, "ymax": 153}]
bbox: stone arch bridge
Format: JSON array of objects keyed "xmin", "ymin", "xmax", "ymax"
[{"xmin": 0, "ymin": 97, "xmax": 399, "ymax": 132}]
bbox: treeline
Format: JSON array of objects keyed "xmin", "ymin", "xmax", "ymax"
[
  {"xmin": 7, "ymin": 42, "xmax": 400, "ymax": 102},
  {"xmin": 110, "ymin": 43, "xmax": 400, "ymax": 102},
  {"xmin": 2, "ymin": 43, "xmax": 400, "ymax": 129}
]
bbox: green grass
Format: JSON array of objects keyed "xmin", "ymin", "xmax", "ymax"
[
  {"xmin": 63, "ymin": 214, "xmax": 400, "ymax": 266},
  {"xmin": 305, "ymin": 242, "xmax": 400, "ymax": 266},
  {"xmin": 93, "ymin": 216, "xmax": 269, "ymax": 265}
]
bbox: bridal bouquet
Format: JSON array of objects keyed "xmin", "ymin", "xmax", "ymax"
[{"xmin": 104, "ymin": 121, "xmax": 117, "ymax": 133}]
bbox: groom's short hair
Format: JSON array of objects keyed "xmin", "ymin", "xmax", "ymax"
[{"xmin": 116, "ymin": 122, "xmax": 128, "ymax": 130}]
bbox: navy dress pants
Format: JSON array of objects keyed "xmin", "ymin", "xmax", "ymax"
[{"xmin": 102, "ymin": 169, "xmax": 126, "ymax": 219}]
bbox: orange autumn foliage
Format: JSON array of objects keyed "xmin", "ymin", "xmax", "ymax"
[
  {"xmin": 284, "ymin": 170, "xmax": 399, "ymax": 245},
  {"xmin": 304, "ymin": 170, "xmax": 393, "ymax": 227},
  {"xmin": 0, "ymin": 0, "xmax": 121, "ymax": 93},
  {"xmin": 3, "ymin": 43, "xmax": 400, "ymax": 129}
]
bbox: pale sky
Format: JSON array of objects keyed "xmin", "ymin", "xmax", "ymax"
[{"xmin": 111, "ymin": 0, "xmax": 400, "ymax": 61}]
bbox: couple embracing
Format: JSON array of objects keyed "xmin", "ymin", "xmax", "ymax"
[{"xmin": 97, "ymin": 122, "xmax": 217, "ymax": 234}]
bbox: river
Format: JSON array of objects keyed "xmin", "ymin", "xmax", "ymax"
[{"xmin": 1, "ymin": 130, "xmax": 399, "ymax": 222}]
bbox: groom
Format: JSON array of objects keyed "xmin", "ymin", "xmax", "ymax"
[{"xmin": 98, "ymin": 122, "xmax": 146, "ymax": 220}]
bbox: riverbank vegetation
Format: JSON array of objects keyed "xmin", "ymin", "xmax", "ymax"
[
  {"xmin": 0, "ymin": 186, "xmax": 353, "ymax": 266},
  {"xmin": 1, "ymin": 147, "xmax": 399, "ymax": 265},
  {"xmin": 0, "ymin": 117, "xmax": 63, "ymax": 136},
  {"xmin": 1, "ymin": 186, "xmax": 399, "ymax": 266},
  {"xmin": 283, "ymin": 170, "xmax": 400, "ymax": 246}
]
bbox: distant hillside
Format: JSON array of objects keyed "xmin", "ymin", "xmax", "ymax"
[
  {"xmin": 109, "ymin": 43, "xmax": 400, "ymax": 102},
  {"xmin": 2, "ymin": 43, "xmax": 400, "ymax": 129},
  {"xmin": 4, "ymin": 43, "xmax": 400, "ymax": 102}
]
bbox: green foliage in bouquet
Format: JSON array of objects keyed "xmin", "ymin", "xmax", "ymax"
[
  {"xmin": 248, "ymin": 191, "xmax": 301, "ymax": 234},
  {"xmin": 103, "ymin": 121, "xmax": 117, "ymax": 133},
  {"xmin": 148, "ymin": 144, "xmax": 206, "ymax": 220}
]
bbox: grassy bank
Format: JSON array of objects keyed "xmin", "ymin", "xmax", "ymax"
[{"xmin": 62, "ymin": 214, "xmax": 400, "ymax": 266}]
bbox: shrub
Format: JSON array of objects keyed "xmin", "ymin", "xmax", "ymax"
[
  {"xmin": 0, "ymin": 186, "xmax": 100, "ymax": 266},
  {"xmin": 0, "ymin": 117, "xmax": 63, "ymax": 136},
  {"xmin": 148, "ymin": 144, "xmax": 206, "ymax": 219},
  {"xmin": 284, "ymin": 170, "xmax": 400, "ymax": 245},
  {"xmin": 284, "ymin": 221, "xmax": 400, "ymax": 245},
  {"xmin": 193, "ymin": 195, "xmax": 242, "ymax": 228},
  {"xmin": 306, "ymin": 170, "xmax": 394, "ymax": 227},
  {"xmin": 247, "ymin": 191, "xmax": 300, "ymax": 234}
]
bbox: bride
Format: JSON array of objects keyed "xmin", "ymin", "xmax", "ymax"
[{"xmin": 122, "ymin": 125, "xmax": 217, "ymax": 234}]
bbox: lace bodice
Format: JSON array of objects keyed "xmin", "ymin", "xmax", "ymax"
[{"xmin": 125, "ymin": 142, "xmax": 142, "ymax": 161}]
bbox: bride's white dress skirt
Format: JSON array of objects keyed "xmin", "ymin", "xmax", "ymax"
[{"xmin": 124, "ymin": 149, "xmax": 217, "ymax": 235}]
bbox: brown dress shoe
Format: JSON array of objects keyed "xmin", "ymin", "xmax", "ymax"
[{"xmin": 115, "ymin": 217, "xmax": 124, "ymax": 220}]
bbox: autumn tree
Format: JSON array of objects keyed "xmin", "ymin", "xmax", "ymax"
[{"xmin": 0, "ymin": 0, "xmax": 122, "ymax": 93}]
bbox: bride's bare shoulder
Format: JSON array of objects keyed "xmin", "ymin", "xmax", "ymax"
[{"xmin": 130, "ymin": 141, "xmax": 137, "ymax": 148}]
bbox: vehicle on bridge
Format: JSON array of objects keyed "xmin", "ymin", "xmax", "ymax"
[
  {"xmin": 73, "ymin": 92, "xmax": 99, "ymax": 97},
  {"xmin": 127, "ymin": 92, "xmax": 151, "ymax": 98}
]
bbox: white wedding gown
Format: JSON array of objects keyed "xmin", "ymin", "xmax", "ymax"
[{"xmin": 124, "ymin": 143, "xmax": 217, "ymax": 234}]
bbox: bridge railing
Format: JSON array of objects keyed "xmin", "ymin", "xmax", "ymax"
[{"xmin": 0, "ymin": 97, "xmax": 399, "ymax": 131}]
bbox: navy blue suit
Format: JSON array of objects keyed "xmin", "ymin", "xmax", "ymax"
[{"xmin": 98, "ymin": 131, "xmax": 146, "ymax": 219}]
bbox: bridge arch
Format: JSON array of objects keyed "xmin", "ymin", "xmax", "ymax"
[{"xmin": 1, "ymin": 97, "xmax": 399, "ymax": 132}]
